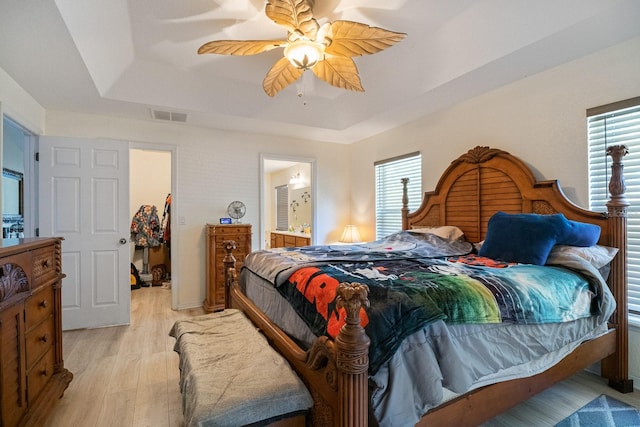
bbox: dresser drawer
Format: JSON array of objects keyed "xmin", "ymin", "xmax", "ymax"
[
  {"xmin": 25, "ymin": 316, "xmax": 54, "ymax": 370},
  {"xmin": 215, "ymin": 252, "xmax": 246, "ymax": 265},
  {"xmin": 25, "ymin": 285, "xmax": 54, "ymax": 332},
  {"xmin": 214, "ymin": 234, "xmax": 248, "ymax": 247},
  {"xmin": 215, "ymin": 259, "xmax": 245, "ymax": 283},
  {"xmin": 212, "ymin": 226, "xmax": 251, "ymax": 235},
  {"xmin": 27, "ymin": 347, "xmax": 54, "ymax": 405},
  {"xmin": 32, "ymin": 246, "xmax": 56, "ymax": 287}
]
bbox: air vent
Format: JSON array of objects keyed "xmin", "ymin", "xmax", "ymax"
[{"xmin": 150, "ymin": 109, "xmax": 188, "ymax": 123}]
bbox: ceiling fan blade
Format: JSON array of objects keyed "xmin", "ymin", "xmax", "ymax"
[
  {"xmin": 263, "ymin": 57, "xmax": 305, "ymax": 97},
  {"xmin": 198, "ymin": 39, "xmax": 287, "ymax": 56},
  {"xmin": 312, "ymin": 56, "xmax": 364, "ymax": 92},
  {"xmin": 324, "ymin": 21, "xmax": 407, "ymax": 57},
  {"xmin": 266, "ymin": 0, "xmax": 319, "ymax": 39}
]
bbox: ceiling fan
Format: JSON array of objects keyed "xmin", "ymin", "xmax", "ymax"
[{"xmin": 197, "ymin": 0, "xmax": 406, "ymax": 97}]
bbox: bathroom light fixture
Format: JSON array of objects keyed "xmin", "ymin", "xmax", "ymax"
[{"xmin": 289, "ymin": 171, "xmax": 301, "ymax": 185}]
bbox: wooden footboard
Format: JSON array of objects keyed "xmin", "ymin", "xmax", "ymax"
[
  {"xmin": 222, "ymin": 145, "xmax": 632, "ymax": 427},
  {"xmin": 224, "ymin": 259, "xmax": 371, "ymax": 426}
]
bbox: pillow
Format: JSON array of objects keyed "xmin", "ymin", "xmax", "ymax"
[
  {"xmin": 410, "ymin": 225, "xmax": 465, "ymax": 241},
  {"xmin": 560, "ymin": 220, "xmax": 601, "ymax": 247},
  {"xmin": 547, "ymin": 244, "xmax": 618, "ymax": 269},
  {"xmin": 478, "ymin": 212, "xmax": 572, "ymax": 265}
]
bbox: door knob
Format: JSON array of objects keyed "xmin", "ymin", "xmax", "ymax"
[{"xmin": 119, "ymin": 238, "xmax": 128, "ymax": 244}]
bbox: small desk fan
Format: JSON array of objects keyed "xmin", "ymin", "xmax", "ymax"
[{"xmin": 227, "ymin": 201, "xmax": 246, "ymax": 224}]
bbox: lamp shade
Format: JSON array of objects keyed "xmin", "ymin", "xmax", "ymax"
[{"xmin": 339, "ymin": 225, "xmax": 361, "ymax": 243}]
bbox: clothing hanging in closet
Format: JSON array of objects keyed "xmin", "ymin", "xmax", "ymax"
[
  {"xmin": 130, "ymin": 205, "xmax": 161, "ymax": 248},
  {"xmin": 160, "ymin": 193, "xmax": 171, "ymax": 249}
]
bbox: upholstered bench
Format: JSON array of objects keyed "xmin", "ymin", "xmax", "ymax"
[{"xmin": 170, "ymin": 309, "xmax": 313, "ymax": 427}]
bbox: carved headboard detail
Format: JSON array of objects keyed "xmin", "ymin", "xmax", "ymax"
[{"xmin": 402, "ymin": 146, "xmax": 610, "ymax": 245}]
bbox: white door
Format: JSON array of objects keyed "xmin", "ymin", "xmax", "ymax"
[{"xmin": 39, "ymin": 136, "xmax": 130, "ymax": 330}]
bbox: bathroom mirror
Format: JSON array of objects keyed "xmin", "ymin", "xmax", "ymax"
[{"xmin": 289, "ymin": 186, "xmax": 311, "ymax": 229}]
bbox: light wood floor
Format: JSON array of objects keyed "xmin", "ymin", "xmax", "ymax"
[
  {"xmin": 44, "ymin": 286, "xmax": 204, "ymax": 427},
  {"xmin": 44, "ymin": 286, "xmax": 638, "ymax": 427}
]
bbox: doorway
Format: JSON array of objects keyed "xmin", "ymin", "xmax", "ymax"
[
  {"xmin": 129, "ymin": 146, "xmax": 174, "ymax": 300},
  {"xmin": 1, "ymin": 115, "xmax": 36, "ymax": 238},
  {"xmin": 260, "ymin": 154, "xmax": 316, "ymax": 250}
]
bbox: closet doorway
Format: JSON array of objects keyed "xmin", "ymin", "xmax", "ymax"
[{"xmin": 129, "ymin": 145, "xmax": 175, "ymax": 305}]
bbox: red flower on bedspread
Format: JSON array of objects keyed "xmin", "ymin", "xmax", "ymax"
[
  {"xmin": 448, "ymin": 254, "xmax": 514, "ymax": 268},
  {"xmin": 289, "ymin": 267, "xmax": 369, "ymax": 337}
]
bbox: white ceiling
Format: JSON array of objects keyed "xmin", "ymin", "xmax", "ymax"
[{"xmin": 1, "ymin": 0, "xmax": 639, "ymax": 144}]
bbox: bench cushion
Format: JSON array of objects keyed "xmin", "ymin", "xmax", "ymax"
[{"xmin": 170, "ymin": 309, "xmax": 313, "ymax": 427}]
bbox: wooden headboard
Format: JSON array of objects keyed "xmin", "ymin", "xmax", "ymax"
[{"xmin": 402, "ymin": 146, "xmax": 617, "ymax": 247}]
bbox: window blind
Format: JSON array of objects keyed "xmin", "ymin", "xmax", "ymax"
[
  {"xmin": 587, "ymin": 98, "xmax": 640, "ymax": 315},
  {"xmin": 375, "ymin": 152, "xmax": 422, "ymax": 239},
  {"xmin": 275, "ymin": 185, "xmax": 289, "ymax": 231}
]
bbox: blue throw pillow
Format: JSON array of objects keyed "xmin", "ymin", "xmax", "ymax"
[
  {"xmin": 561, "ymin": 220, "xmax": 601, "ymax": 247},
  {"xmin": 478, "ymin": 212, "xmax": 572, "ymax": 265}
]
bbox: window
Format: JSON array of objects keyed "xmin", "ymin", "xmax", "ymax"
[
  {"xmin": 275, "ymin": 185, "xmax": 288, "ymax": 231},
  {"xmin": 587, "ymin": 96, "xmax": 640, "ymax": 315},
  {"xmin": 375, "ymin": 152, "xmax": 422, "ymax": 239}
]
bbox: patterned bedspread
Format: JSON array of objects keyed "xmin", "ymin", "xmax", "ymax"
[{"xmin": 242, "ymin": 231, "xmax": 610, "ymax": 375}]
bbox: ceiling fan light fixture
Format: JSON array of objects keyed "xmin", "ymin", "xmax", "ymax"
[
  {"xmin": 284, "ymin": 39, "xmax": 324, "ymax": 70},
  {"xmin": 197, "ymin": 0, "xmax": 406, "ymax": 96}
]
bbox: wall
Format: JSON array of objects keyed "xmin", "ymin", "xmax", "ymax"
[
  {"xmin": 348, "ymin": 35, "xmax": 640, "ymax": 384},
  {"xmin": 0, "ymin": 67, "xmax": 45, "ymax": 134},
  {"xmin": 43, "ymin": 112, "xmax": 350, "ymax": 311},
  {"xmin": 348, "ymin": 36, "xmax": 640, "ymax": 241}
]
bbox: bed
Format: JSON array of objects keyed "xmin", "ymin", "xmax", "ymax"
[{"xmin": 223, "ymin": 145, "xmax": 632, "ymax": 427}]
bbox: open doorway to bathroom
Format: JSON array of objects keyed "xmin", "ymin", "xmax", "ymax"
[
  {"xmin": 260, "ymin": 154, "xmax": 316, "ymax": 250},
  {"xmin": 130, "ymin": 147, "xmax": 172, "ymax": 292}
]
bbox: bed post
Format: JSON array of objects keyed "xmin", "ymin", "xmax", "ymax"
[
  {"xmin": 401, "ymin": 178, "xmax": 410, "ymax": 230},
  {"xmin": 602, "ymin": 145, "xmax": 633, "ymax": 393},
  {"xmin": 223, "ymin": 240, "xmax": 237, "ymax": 310},
  {"xmin": 335, "ymin": 282, "xmax": 371, "ymax": 427}
]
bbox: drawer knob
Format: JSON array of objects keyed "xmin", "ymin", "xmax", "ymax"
[
  {"xmin": 42, "ymin": 259, "xmax": 49, "ymax": 268},
  {"xmin": 40, "ymin": 368, "xmax": 48, "ymax": 377},
  {"xmin": 39, "ymin": 300, "xmax": 48, "ymax": 308},
  {"xmin": 40, "ymin": 335, "xmax": 48, "ymax": 343}
]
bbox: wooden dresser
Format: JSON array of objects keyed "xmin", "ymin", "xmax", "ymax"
[
  {"xmin": 204, "ymin": 224, "xmax": 252, "ymax": 312},
  {"xmin": 270, "ymin": 231, "xmax": 311, "ymax": 248},
  {"xmin": 0, "ymin": 237, "xmax": 72, "ymax": 427}
]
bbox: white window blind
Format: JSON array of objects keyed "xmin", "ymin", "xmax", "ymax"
[
  {"xmin": 275, "ymin": 185, "xmax": 289, "ymax": 231},
  {"xmin": 375, "ymin": 152, "xmax": 422, "ymax": 239},
  {"xmin": 587, "ymin": 97, "xmax": 640, "ymax": 315}
]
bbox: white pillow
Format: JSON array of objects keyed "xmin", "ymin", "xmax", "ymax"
[
  {"xmin": 547, "ymin": 244, "xmax": 618, "ymax": 269},
  {"xmin": 410, "ymin": 225, "xmax": 465, "ymax": 241}
]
